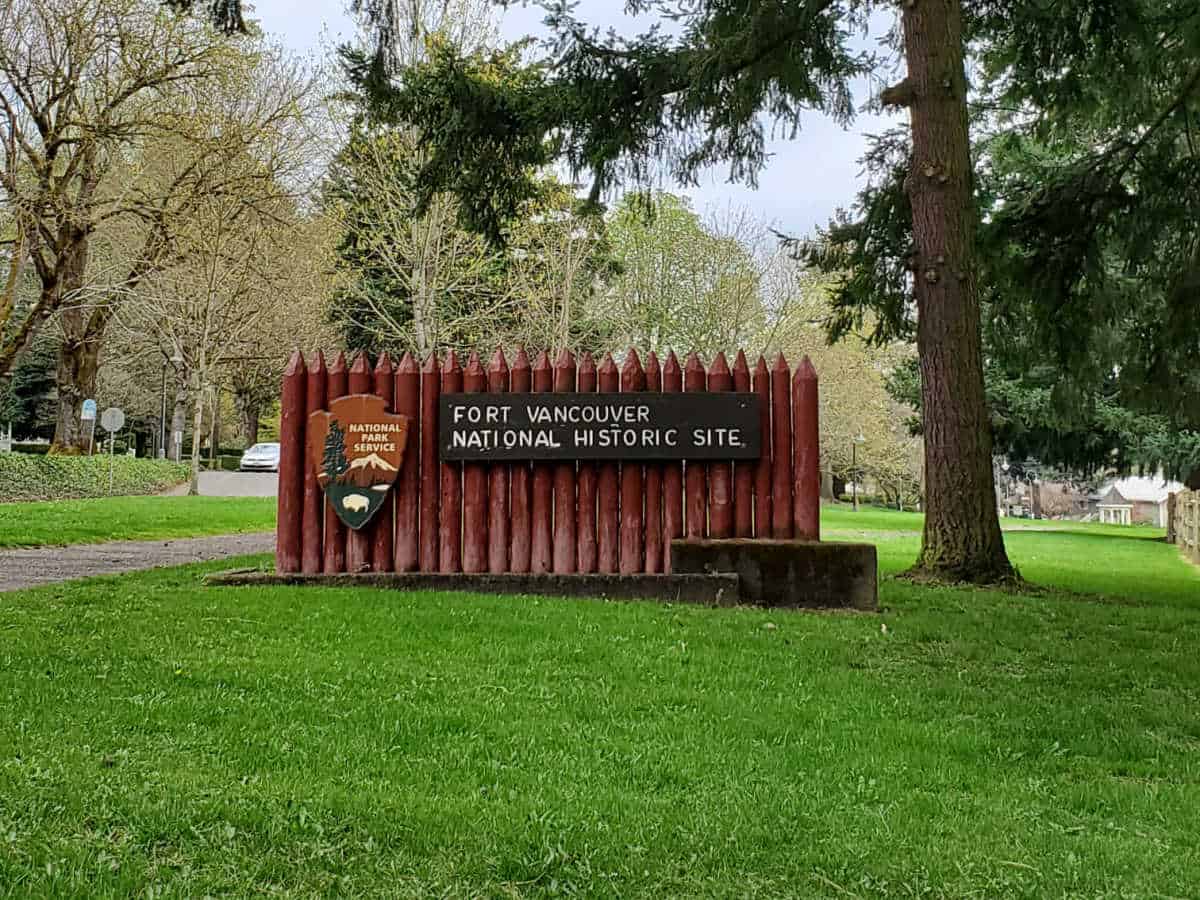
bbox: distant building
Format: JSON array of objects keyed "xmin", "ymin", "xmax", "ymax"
[{"xmin": 1093, "ymin": 476, "xmax": 1184, "ymax": 527}]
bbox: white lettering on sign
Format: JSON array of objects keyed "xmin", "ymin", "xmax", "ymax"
[
  {"xmin": 440, "ymin": 393, "xmax": 761, "ymax": 461},
  {"xmin": 692, "ymin": 427, "xmax": 745, "ymax": 448},
  {"xmin": 348, "ymin": 421, "xmax": 404, "ymax": 455},
  {"xmin": 523, "ymin": 404, "xmax": 652, "ymax": 425},
  {"xmin": 452, "ymin": 404, "xmax": 513, "ymax": 425}
]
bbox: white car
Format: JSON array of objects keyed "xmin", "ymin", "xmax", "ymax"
[{"xmin": 239, "ymin": 442, "xmax": 281, "ymax": 472}]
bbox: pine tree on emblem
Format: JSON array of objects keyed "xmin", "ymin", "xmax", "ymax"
[{"xmin": 323, "ymin": 421, "xmax": 350, "ymax": 482}]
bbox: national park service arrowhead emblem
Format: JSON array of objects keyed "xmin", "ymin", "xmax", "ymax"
[{"xmin": 308, "ymin": 394, "xmax": 409, "ymax": 530}]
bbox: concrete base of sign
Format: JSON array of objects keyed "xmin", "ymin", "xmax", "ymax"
[
  {"xmin": 670, "ymin": 539, "xmax": 878, "ymax": 611},
  {"xmin": 207, "ymin": 570, "xmax": 741, "ymax": 607}
]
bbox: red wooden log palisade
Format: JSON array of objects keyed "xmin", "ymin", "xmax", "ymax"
[
  {"xmin": 552, "ymin": 349, "xmax": 577, "ymax": 573},
  {"xmin": 439, "ymin": 350, "xmax": 463, "ymax": 573},
  {"xmin": 530, "ymin": 351, "xmax": 553, "ymax": 574},
  {"xmin": 508, "ymin": 349, "xmax": 532, "ymax": 573},
  {"xmin": 661, "ymin": 351, "xmax": 683, "ymax": 572},
  {"xmin": 753, "ymin": 355, "xmax": 772, "ymax": 539},
  {"xmin": 301, "ymin": 350, "xmax": 326, "ymax": 574},
  {"xmin": 323, "ymin": 352, "xmax": 348, "ymax": 573},
  {"xmin": 462, "ymin": 351, "xmax": 489, "ymax": 573},
  {"xmin": 793, "ymin": 355, "xmax": 821, "ymax": 541},
  {"xmin": 643, "ymin": 351, "xmax": 663, "ymax": 574},
  {"xmin": 394, "ymin": 352, "xmax": 420, "ymax": 571},
  {"xmin": 418, "ymin": 352, "xmax": 440, "ymax": 572},
  {"xmin": 370, "ymin": 353, "xmax": 395, "ymax": 572},
  {"xmin": 575, "ymin": 352, "xmax": 599, "ymax": 573},
  {"xmin": 619, "ymin": 349, "xmax": 646, "ymax": 574},
  {"xmin": 770, "ymin": 353, "xmax": 793, "ymax": 539},
  {"xmin": 486, "ymin": 349, "xmax": 510, "ymax": 574},
  {"xmin": 276, "ymin": 350, "xmax": 306, "ymax": 573},
  {"xmin": 596, "ymin": 353, "xmax": 620, "ymax": 573},
  {"xmin": 346, "ymin": 353, "xmax": 374, "ymax": 572},
  {"xmin": 732, "ymin": 350, "xmax": 754, "ymax": 538},
  {"xmin": 706, "ymin": 351, "xmax": 733, "ymax": 539},
  {"xmin": 684, "ymin": 353, "xmax": 707, "ymax": 540},
  {"xmin": 276, "ymin": 344, "xmax": 830, "ymax": 585}
]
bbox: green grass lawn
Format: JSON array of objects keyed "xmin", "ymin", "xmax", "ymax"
[
  {"xmin": 1, "ymin": 511, "xmax": 1197, "ymax": 897},
  {"xmin": 0, "ymin": 496, "xmax": 277, "ymax": 548}
]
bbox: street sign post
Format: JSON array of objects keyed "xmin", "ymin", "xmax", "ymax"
[
  {"xmin": 82, "ymin": 399, "xmax": 97, "ymax": 454},
  {"xmin": 100, "ymin": 407, "xmax": 125, "ymax": 494},
  {"xmin": 100, "ymin": 407, "xmax": 125, "ymax": 433}
]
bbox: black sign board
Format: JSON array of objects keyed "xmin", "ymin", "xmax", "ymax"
[{"xmin": 441, "ymin": 392, "xmax": 761, "ymax": 461}]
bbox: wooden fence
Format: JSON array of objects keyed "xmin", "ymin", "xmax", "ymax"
[
  {"xmin": 1174, "ymin": 490, "xmax": 1199, "ymax": 564},
  {"xmin": 275, "ymin": 348, "xmax": 821, "ymax": 575}
]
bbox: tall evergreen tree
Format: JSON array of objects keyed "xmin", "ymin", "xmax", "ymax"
[
  {"xmin": 323, "ymin": 421, "xmax": 350, "ymax": 482},
  {"xmin": 341, "ymin": 0, "xmax": 1014, "ymax": 583},
  {"xmin": 812, "ymin": 1, "xmax": 1200, "ymax": 487}
]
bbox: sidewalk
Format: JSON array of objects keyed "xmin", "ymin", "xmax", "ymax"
[{"xmin": 0, "ymin": 532, "xmax": 274, "ymax": 592}]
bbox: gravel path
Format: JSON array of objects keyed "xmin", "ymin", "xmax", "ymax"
[{"xmin": 0, "ymin": 532, "xmax": 275, "ymax": 592}]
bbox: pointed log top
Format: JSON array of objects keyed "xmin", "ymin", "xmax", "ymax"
[
  {"xmin": 309, "ymin": 349, "xmax": 327, "ymax": 372},
  {"xmin": 644, "ymin": 351, "xmax": 661, "ymax": 389},
  {"xmin": 284, "ymin": 349, "xmax": 306, "ymax": 376},
  {"xmin": 374, "ymin": 351, "xmax": 393, "ymax": 374},
  {"xmin": 465, "ymin": 350, "xmax": 484, "ymax": 375},
  {"xmin": 397, "ymin": 351, "xmax": 418, "ymax": 374},
  {"xmin": 489, "ymin": 347, "xmax": 509, "ymax": 372},
  {"xmin": 621, "ymin": 349, "xmax": 645, "ymax": 392},
  {"xmin": 598, "ymin": 352, "xmax": 618, "ymax": 374},
  {"xmin": 663, "ymin": 350, "xmax": 681, "ymax": 375},
  {"xmin": 420, "ymin": 351, "xmax": 438, "ymax": 373},
  {"xmin": 795, "ymin": 354, "xmax": 818, "ymax": 381},
  {"xmin": 577, "ymin": 350, "xmax": 596, "ymax": 373},
  {"xmin": 755, "ymin": 354, "xmax": 770, "ymax": 376},
  {"xmin": 772, "ymin": 352, "xmax": 790, "ymax": 373},
  {"xmin": 511, "ymin": 347, "xmax": 531, "ymax": 370},
  {"xmin": 329, "ymin": 351, "xmax": 347, "ymax": 373},
  {"xmin": 350, "ymin": 352, "xmax": 371, "ymax": 375},
  {"xmin": 554, "ymin": 348, "xmax": 575, "ymax": 368},
  {"xmin": 441, "ymin": 348, "xmax": 460, "ymax": 372},
  {"xmin": 733, "ymin": 349, "xmax": 749, "ymax": 373},
  {"xmin": 709, "ymin": 351, "xmax": 730, "ymax": 376},
  {"xmin": 532, "ymin": 349, "xmax": 551, "ymax": 371},
  {"xmin": 684, "ymin": 352, "xmax": 705, "ymax": 373}
]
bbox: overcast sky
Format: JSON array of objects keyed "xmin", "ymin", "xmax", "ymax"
[{"xmin": 251, "ymin": 1, "xmax": 900, "ymax": 237}]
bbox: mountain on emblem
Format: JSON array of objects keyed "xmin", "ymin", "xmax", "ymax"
[{"xmin": 307, "ymin": 394, "xmax": 409, "ymax": 530}]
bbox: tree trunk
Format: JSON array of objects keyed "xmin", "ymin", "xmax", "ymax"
[
  {"xmin": 210, "ymin": 385, "xmax": 221, "ymax": 467},
  {"xmin": 171, "ymin": 384, "xmax": 189, "ymax": 462},
  {"xmin": 50, "ymin": 333, "xmax": 100, "ymax": 454},
  {"xmin": 898, "ymin": 0, "xmax": 1014, "ymax": 582},
  {"xmin": 233, "ymin": 388, "xmax": 261, "ymax": 448},
  {"xmin": 820, "ymin": 470, "xmax": 835, "ymax": 501},
  {"xmin": 189, "ymin": 370, "xmax": 205, "ymax": 495},
  {"xmin": 49, "ymin": 238, "xmax": 96, "ymax": 453},
  {"xmin": 241, "ymin": 406, "xmax": 259, "ymax": 448}
]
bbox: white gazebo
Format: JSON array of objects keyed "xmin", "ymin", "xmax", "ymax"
[{"xmin": 1097, "ymin": 487, "xmax": 1133, "ymax": 525}]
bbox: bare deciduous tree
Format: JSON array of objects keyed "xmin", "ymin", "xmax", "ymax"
[{"xmin": 0, "ymin": 0, "xmax": 235, "ymax": 448}]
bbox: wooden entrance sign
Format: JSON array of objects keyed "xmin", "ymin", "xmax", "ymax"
[
  {"xmin": 307, "ymin": 394, "xmax": 409, "ymax": 531},
  {"xmin": 275, "ymin": 348, "xmax": 823, "ymax": 576}
]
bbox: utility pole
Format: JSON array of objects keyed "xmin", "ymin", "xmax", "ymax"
[{"xmin": 852, "ymin": 432, "xmax": 866, "ymax": 512}]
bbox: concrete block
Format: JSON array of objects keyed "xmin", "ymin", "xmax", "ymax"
[{"xmin": 670, "ymin": 539, "xmax": 878, "ymax": 611}]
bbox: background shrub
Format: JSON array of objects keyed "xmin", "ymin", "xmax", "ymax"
[{"xmin": 0, "ymin": 455, "xmax": 190, "ymax": 502}]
